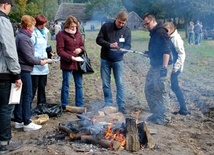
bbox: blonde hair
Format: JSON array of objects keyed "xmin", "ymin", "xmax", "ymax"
[
  {"xmin": 20, "ymin": 15, "xmax": 36, "ymax": 29},
  {"xmin": 163, "ymin": 22, "xmax": 176, "ymax": 32},
  {"xmin": 63, "ymin": 15, "xmax": 79, "ymax": 29},
  {"xmin": 116, "ymin": 11, "xmax": 128, "ymax": 21}
]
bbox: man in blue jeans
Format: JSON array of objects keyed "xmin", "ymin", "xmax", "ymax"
[
  {"xmin": 0, "ymin": 0, "xmax": 23, "ymax": 153},
  {"xmin": 96, "ymin": 11, "xmax": 131, "ymax": 114}
]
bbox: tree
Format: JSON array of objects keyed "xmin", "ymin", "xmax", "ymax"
[
  {"xmin": 85, "ymin": 0, "xmax": 125, "ymax": 20},
  {"xmin": 9, "ymin": 0, "xmax": 58, "ymax": 23}
]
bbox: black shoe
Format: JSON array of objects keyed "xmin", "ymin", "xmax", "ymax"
[
  {"xmin": 118, "ymin": 106, "xmax": 127, "ymax": 114},
  {"xmin": 0, "ymin": 145, "xmax": 9, "ymax": 154},
  {"xmin": 178, "ymin": 110, "xmax": 191, "ymax": 115},
  {"xmin": 173, "ymin": 110, "xmax": 190, "ymax": 116},
  {"xmin": 0, "ymin": 140, "xmax": 23, "ymax": 154},
  {"xmin": 62, "ymin": 106, "xmax": 66, "ymax": 110}
]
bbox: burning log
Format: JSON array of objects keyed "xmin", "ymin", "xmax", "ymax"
[
  {"xmin": 58, "ymin": 125, "xmax": 91, "ymax": 140},
  {"xmin": 58, "ymin": 125, "xmax": 72, "ymax": 135},
  {"xmin": 65, "ymin": 106, "xmax": 86, "ymax": 113},
  {"xmin": 81, "ymin": 135, "xmax": 123, "ymax": 150},
  {"xmin": 137, "ymin": 122, "xmax": 155, "ymax": 148},
  {"xmin": 125, "ymin": 118, "xmax": 140, "ymax": 152},
  {"xmin": 69, "ymin": 131, "xmax": 90, "ymax": 140},
  {"xmin": 81, "ymin": 135, "xmax": 111, "ymax": 148}
]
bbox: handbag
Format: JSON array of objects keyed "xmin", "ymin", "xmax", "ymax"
[
  {"xmin": 46, "ymin": 45, "xmax": 52, "ymax": 59},
  {"xmin": 78, "ymin": 51, "xmax": 94, "ymax": 74}
]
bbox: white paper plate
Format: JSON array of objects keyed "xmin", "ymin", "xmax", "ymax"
[
  {"xmin": 73, "ymin": 56, "xmax": 84, "ymax": 62},
  {"xmin": 46, "ymin": 59, "xmax": 59, "ymax": 64}
]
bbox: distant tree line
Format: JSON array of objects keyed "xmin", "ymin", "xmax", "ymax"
[{"xmin": 9, "ymin": 0, "xmax": 214, "ymax": 29}]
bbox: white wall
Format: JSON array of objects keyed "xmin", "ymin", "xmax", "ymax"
[{"xmin": 83, "ymin": 20, "xmax": 104, "ymax": 31}]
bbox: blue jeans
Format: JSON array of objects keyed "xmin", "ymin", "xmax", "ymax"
[
  {"xmin": 195, "ymin": 32, "xmax": 200, "ymax": 45},
  {"xmin": 100, "ymin": 59, "xmax": 125, "ymax": 107},
  {"xmin": 61, "ymin": 70, "xmax": 83, "ymax": 107},
  {"xmin": 14, "ymin": 71, "xmax": 32, "ymax": 125},
  {"xmin": 0, "ymin": 81, "xmax": 14, "ymax": 143},
  {"xmin": 171, "ymin": 71, "xmax": 187, "ymax": 111},
  {"xmin": 188, "ymin": 32, "xmax": 194, "ymax": 44}
]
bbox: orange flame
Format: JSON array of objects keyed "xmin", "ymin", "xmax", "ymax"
[{"xmin": 105, "ymin": 123, "xmax": 126, "ymax": 147}]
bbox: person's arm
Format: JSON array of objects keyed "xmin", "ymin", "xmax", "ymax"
[
  {"xmin": 172, "ymin": 33, "xmax": 186, "ymax": 72},
  {"xmin": 1, "ymin": 18, "xmax": 21, "ymax": 76},
  {"xmin": 163, "ymin": 54, "xmax": 170, "ymax": 67},
  {"xmin": 56, "ymin": 32, "xmax": 78, "ymax": 62},
  {"xmin": 96, "ymin": 24, "xmax": 111, "ymax": 48},
  {"xmin": 123, "ymin": 28, "xmax": 131, "ymax": 50}
]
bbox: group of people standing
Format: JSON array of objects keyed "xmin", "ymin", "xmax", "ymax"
[
  {"xmin": 0, "ymin": 0, "xmax": 51, "ymax": 153},
  {"xmin": 188, "ymin": 20, "xmax": 203, "ymax": 45},
  {"xmin": 0, "ymin": 0, "xmax": 190, "ymax": 153}
]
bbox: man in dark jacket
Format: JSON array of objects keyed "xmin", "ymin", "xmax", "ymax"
[
  {"xmin": 143, "ymin": 13, "xmax": 172, "ymax": 125},
  {"xmin": 0, "ymin": 0, "xmax": 23, "ymax": 153},
  {"xmin": 96, "ymin": 11, "xmax": 131, "ymax": 114}
]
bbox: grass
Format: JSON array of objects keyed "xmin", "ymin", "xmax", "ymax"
[{"xmin": 47, "ymin": 30, "xmax": 214, "ymax": 110}]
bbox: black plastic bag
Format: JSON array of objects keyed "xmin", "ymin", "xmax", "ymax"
[
  {"xmin": 31, "ymin": 103, "xmax": 62, "ymax": 117},
  {"xmin": 78, "ymin": 52, "xmax": 94, "ymax": 74}
]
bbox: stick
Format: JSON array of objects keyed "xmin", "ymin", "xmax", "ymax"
[{"xmin": 111, "ymin": 48, "xmax": 144, "ymax": 55}]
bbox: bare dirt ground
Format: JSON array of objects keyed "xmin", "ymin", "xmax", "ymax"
[{"xmin": 7, "ymin": 39, "xmax": 214, "ymax": 155}]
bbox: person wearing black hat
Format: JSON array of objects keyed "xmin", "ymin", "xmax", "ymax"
[{"xmin": 0, "ymin": 0, "xmax": 23, "ymax": 154}]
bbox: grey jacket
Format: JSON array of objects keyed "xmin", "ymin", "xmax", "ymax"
[
  {"xmin": 0, "ymin": 11, "xmax": 21, "ymax": 81},
  {"xmin": 16, "ymin": 28, "xmax": 41, "ymax": 72}
]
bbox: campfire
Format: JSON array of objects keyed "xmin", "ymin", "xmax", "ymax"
[{"xmin": 44, "ymin": 106, "xmax": 155, "ymax": 152}]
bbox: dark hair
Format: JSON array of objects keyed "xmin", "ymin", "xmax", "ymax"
[
  {"xmin": 142, "ymin": 13, "xmax": 156, "ymax": 20},
  {"xmin": 35, "ymin": 14, "xmax": 47, "ymax": 26}
]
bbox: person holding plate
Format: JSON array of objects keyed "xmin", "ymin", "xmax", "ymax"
[{"xmin": 56, "ymin": 15, "xmax": 85, "ymax": 109}]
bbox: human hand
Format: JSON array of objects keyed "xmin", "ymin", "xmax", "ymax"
[
  {"xmin": 73, "ymin": 48, "xmax": 82, "ymax": 55},
  {"xmin": 71, "ymin": 56, "xmax": 76, "ymax": 61},
  {"xmin": 160, "ymin": 66, "xmax": 167, "ymax": 77},
  {"xmin": 172, "ymin": 68, "xmax": 178, "ymax": 73},
  {"xmin": 143, "ymin": 51, "xmax": 149, "ymax": 57},
  {"xmin": 110, "ymin": 42, "xmax": 119, "ymax": 49},
  {"xmin": 15, "ymin": 79, "xmax": 22, "ymax": 90},
  {"xmin": 40, "ymin": 59, "xmax": 46, "ymax": 66}
]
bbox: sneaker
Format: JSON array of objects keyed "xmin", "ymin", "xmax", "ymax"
[
  {"xmin": 23, "ymin": 122, "xmax": 42, "ymax": 131},
  {"xmin": 15, "ymin": 122, "xmax": 24, "ymax": 129},
  {"xmin": 0, "ymin": 140, "xmax": 23, "ymax": 154}
]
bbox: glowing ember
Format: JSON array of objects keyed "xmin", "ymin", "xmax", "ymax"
[{"xmin": 105, "ymin": 123, "xmax": 126, "ymax": 147}]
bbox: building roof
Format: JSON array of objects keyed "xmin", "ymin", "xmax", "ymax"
[
  {"xmin": 55, "ymin": 3, "xmax": 89, "ymax": 21},
  {"xmin": 128, "ymin": 11, "xmax": 142, "ymax": 22}
]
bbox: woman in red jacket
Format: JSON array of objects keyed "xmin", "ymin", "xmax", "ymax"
[{"xmin": 56, "ymin": 16, "xmax": 85, "ymax": 109}]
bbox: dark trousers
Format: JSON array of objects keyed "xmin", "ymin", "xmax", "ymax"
[
  {"xmin": 171, "ymin": 71, "xmax": 187, "ymax": 111},
  {"xmin": 31, "ymin": 75, "xmax": 47, "ymax": 105},
  {"xmin": 14, "ymin": 71, "xmax": 32, "ymax": 125},
  {"xmin": 0, "ymin": 81, "xmax": 14, "ymax": 142}
]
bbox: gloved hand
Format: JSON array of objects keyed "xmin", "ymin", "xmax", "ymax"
[
  {"xmin": 160, "ymin": 66, "xmax": 167, "ymax": 77},
  {"xmin": 143, "ymin": 51, "xmax": 149, "ymax": 57}
]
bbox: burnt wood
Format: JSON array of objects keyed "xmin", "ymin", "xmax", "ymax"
[{"xmin": 125, "ymin": 118, "xmax": 140, "ymax": 152}]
